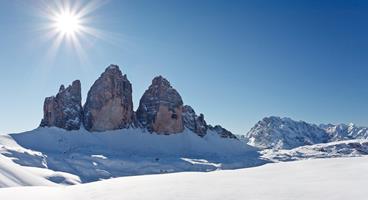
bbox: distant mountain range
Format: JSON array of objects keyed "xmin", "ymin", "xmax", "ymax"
[{"xmin": 243, "ymin": 116, "xmax": 368, "ymax": 150}]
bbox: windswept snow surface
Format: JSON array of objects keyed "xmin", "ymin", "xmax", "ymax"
[
  {"xmin": 0, "ymin": 153, "xmax": 80, "ymax": 187},
  {"xmin": 0, "ymin": 154, "xmax": 56, "ymax": 187},
  {"xmin": 0, "ymin": 127, "xmax": 264, "ymax": 186},
  {"xmin": 0, "ymin": 156, "xmax": 367, "ymax": 200},
  {"xmin": 0, "ymin": 134, "xmax": 81, "ymax": 187}
]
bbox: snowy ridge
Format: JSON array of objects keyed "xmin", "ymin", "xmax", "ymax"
[{"xmin": 0, "ymin": 127, "xmax": 264, "ymax": 187}]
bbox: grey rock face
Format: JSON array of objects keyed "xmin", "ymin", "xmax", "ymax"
[
  {"xmin": 183, "ymin": 105, "xmax": 208, "ymax": 137},
  {"xmin": 209, "ymin": 125, "xmax": 237, "ymax": 139},
  {"xmin": 136, "ymin": 76, "xmax": 184, "ymax": 134},
  {"xmin": 83, "ymin": 65, "xmax": 134, "ymax": 131},
  {"xmin": 39, "ymin": 64, "xmax": 236, "ymax": 139},
  {"xmin": 40, "ymin": 80, "xmax": 82, "ymax": 130}
]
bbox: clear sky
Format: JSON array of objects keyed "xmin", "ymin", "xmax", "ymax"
[{"xmin": 0, "ymin": 0, "xmax": 367, "ymax": 135}]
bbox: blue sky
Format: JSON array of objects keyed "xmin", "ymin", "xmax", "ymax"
[{"xmin": 0, "ymin": 0, "xmax": 367, "ymax": 134}]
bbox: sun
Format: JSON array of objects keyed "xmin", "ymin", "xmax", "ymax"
[
  {"xmin": 37, "ymin": 0, "xmax": 109, "ymax": 62},
  {"xmin": 55, "ymin": 12, "xmax": 81, "ymax": 34}
]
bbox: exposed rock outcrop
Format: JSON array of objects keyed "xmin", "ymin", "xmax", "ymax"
[
  {"xmin": 40, "ymin": 80, "xmax": 82, "ymax": 130},
  {"xmin": 183, "ymin": 105, "xmax": 207, "ymax": 137},
  {"xmin": 209, "ymin": 125, "xmax": 238, "ymax": 139},
  {"xmin": 39, "ymin": 64, "xmax": 237, "ymax": 139},
  {"xmin": 136, "ymin": 76, "xmax": 184, "ymax": 134},
  {"xmin": 83, "ymin": 65, "xmax": 134, "ymax": 132}
]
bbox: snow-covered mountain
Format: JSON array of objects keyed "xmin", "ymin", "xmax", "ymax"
[
  {"xmin": 244, "ymin": 116, "xmax": 368, "ymax": 150},
  {"xmin": 1, "ymin": 156, "xmax": 368, "ymax": 200},
  {"xmin": 245, "ymin": 116, "xmax": 329, "ymax": 149},
  {"xmin": 321, "ymin": 123, "xmax": 368, "ymax": 141}
]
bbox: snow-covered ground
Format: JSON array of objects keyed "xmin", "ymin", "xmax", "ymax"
[
  {"xmin": 0, "ymin": 156, "xmax": 367, "ymax": 200},
  {"xmin": 262, "ymin": 139, "xmax": 368, "ymax": 162},
  {"xmin": 0, "ymin": 127, "xmax": 264, "ymax": 186},
  {"xmin": 0, "ymin": 154, "xmax": 80, "ymax": 187},
  {"xmin": 2, "ymin": 125, "xmax": 367, "ymax": 199}
]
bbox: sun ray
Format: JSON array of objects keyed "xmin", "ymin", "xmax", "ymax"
[{"xmin": 28, "ymin": 0, "xmax": 111, "ymax": 63}]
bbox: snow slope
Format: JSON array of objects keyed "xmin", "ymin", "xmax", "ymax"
[
  {"xmin": 1, "ymin": 156, "xmax": 367, "ymax": 200},
  {"xmin": 0, "ymin": 134, "xmax": 81, "ymax": 187},
  {"xmin": 0, "ymin": 154, "xmax": 56, "ymax": 187},
  {"xmin": 0, "ymin": 127, "xmax": 264, "ymax": 186}
]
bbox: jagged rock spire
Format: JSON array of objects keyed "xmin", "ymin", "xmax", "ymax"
[
  {"xmin": 83, "ymin": 64, "xmax": 134, "ymax": 131},
  {"xmin": 39, "ymin": 64, "xmax": 237, "ymax": 139},
  {"xmin": 183, "ymin": 105, "xmax": 208, "ymax": 137},
  {"xmin": 40, "ymin": 80, "xmax": 82, "ymax": 130},
  {"xmin": 136, "ymin": 76, "xmax": 184, "ymax": 134}
]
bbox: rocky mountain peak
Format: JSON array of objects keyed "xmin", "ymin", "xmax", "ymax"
[
  {"xmin": 104, "ymin": 64, "xmax": 123, "ymax": 75},
  {"xmin": 83, "ymin": 65, "xmax": 134, "ymax": 132},
  {"xmin": 106, "ymin": 64, "xmax": 119, "ymax": 70},
  {"xmin": 40, "ymin": 80, "xmax": 82, "ymax": 130},
  {"xmin": 39, "ymin": 64, "xmax": 236, "ymax": 140},
  {"xmin": 136, "ymin": 76, "xmax": 184, "ymax": 134},
  {"xmin": 183, "ymin": 105, "xmax": 208, "ymax": 137},
  {"xmin": 151, "ymin": 76, "xmax": 171, "ymax": 88},
  {"xmin": 59, "ymin": 84, "xmax": 65, "ymax": 92},
  {"xmin": 146, "ymin": 76, "xmax": 183, "ymax": 104}
]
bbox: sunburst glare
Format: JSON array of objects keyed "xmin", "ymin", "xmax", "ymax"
[
  {"xmin": 54, "ymin": 11, "xmax": 81, "ymax": 34},
  {"xmin": 35, "ymin": 0, "xmax": 109, "ymax": 63}
]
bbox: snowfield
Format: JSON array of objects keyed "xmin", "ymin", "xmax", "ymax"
[
  {"xmin": 0, "ymin": 127, "xmax": 264, "ymax": 186},
  {"xmin": 262, "ymin": 139, "xmax": 368, "ymax": 162},
  {"xmin": 0, "ymin": 154, "xmax": 80, "ymax": 187},
  {"xmin": 0, "ymin": 156, "xmax": 367, "ymax": 200},
  {"xmin": 1, "ymin": 126, "xmax": 368, "ymax": 199}
]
